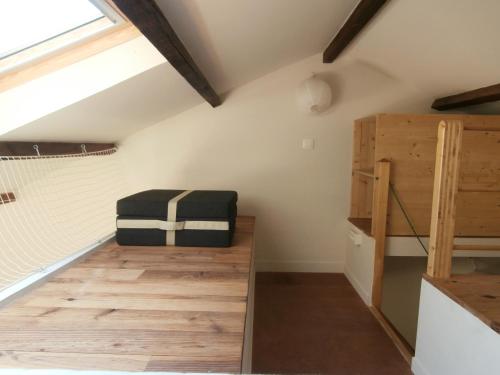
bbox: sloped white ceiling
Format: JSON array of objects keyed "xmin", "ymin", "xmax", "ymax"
[
  {"xmin": 156, "ymin": 0, "xmax": 359, "ymax": 94},
  {"xmin": 1, "ymin": 0, "xmax": 358, "ymax": 141},
  {"xmin": 3, "ymin": 0, "xmax": 500, "ymax": 142},
  {"xmin": 346, "ymin": 0, "xmax": 500, "ymax": 99},
  {"xmin": 2, "ymin": 63, "xmax": 204, "ymax": 142}
]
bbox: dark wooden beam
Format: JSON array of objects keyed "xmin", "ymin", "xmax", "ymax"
[
  {"xmin": 112, "ymin": 0, "xmax": 221, "ymax": 107},
  {"xmin": 0, "ymin": 192, "xmax": 16, "ymax": 205},
  {"xmin": 0, "ymin": 142, "xmax": 116, "ymax": 157},
  {"xmin": 323, "ymin": 0, "xmax": 388, "ymax": 63},
  {"xmin": 432, "ymin": 83, "xmax": 500, "ymax": 111}
]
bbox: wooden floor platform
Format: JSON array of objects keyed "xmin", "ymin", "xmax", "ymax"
[
  {"xmin": 423, "ymin": 273, "xmax": 500, "ymax": 333},
  {"xmin": 0, "ymin": 216, "xmax": 255, "ymax": 373}
]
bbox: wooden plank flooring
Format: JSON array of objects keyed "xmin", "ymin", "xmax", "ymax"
[{"xmin": 0, "ymin": 216, "xmax": 255, "ymax": 373}]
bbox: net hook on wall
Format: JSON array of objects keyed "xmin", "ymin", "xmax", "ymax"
[
  {"xmin": 33, "ymin": 144, "xmax": 41, "ymax": 157},
  {"xmin": 81, "ymin": 144, "xmax": 87, "ymax": 155}
]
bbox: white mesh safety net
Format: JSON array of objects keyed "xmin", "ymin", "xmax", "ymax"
[{"xmin": 0, "ymin": 148, "xmax": 130, "ymax": 291}]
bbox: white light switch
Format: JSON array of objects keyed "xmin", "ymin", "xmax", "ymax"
[{"xmin": 302, "ymin": 138, "xmax": 315, "ymax": 150}]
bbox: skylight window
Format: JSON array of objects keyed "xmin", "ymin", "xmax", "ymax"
[{"xmin": 0, "ymin": 0, "xmax": 123, "ymax": 74}]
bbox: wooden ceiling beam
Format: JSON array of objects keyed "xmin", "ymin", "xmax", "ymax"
[
  {"xmin": 432, "ymin": 83, "xmax": 500, "ymax": 111},
  {"xmin": 323, "ymin": 0, "xmax": 388, "ymax": 63},
  {"xmin": 112, "ymin": 0, "xmax": 221, "ymax": 107},
  {"xmin": 0, "ymin": 192, "xmax": 16, "ymax": 205},
  {"xmin": 0, "ymin": 142, "xmax": 115, "ymax": 157}
]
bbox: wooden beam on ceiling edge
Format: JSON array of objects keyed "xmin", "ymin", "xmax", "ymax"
[
  {"xmin": 432, "ymin": 83, "xmax": 500, "ymax": 111},
  {"xmin": 0, "ymin": 142, "xmax": 116, "ymax": 157},
  {"xmin": 112, "ymin": 0, "xmax": 221, "ymax": 107},
  {"xmin": 0, "ymin": 192, "xmax": 16, "ymax": 205},
  {"xmin": 323, "ymin": 0, "xmax": 388, "ymax": 63}
]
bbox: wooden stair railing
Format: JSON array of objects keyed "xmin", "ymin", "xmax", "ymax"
[
  {"xmin": 426, "ymin": 120, "xmax": 500, "ymax": 277},
  {"xmin": 371, "ymin": 159, "xmax": 391, "ymax": 308},
  {"xmin": 427, "ymin": 120, "xmax": 464, "ymax": 278}
]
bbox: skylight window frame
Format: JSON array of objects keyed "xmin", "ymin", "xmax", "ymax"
[
  {"xmin": 89, "ymin": 0, "xmax": 125, "ymax": 26},
  {"xmin": 0, "ymin": 0, "xmax": 126, "ymax": 76}
]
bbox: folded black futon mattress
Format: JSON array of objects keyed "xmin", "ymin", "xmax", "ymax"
[{"xmin": 116, "ymin": 189, "xmax": 238, "ymax": 247}]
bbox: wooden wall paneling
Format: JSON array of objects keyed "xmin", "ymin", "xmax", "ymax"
[
  {"xmin": 373, "ymin": 113, "xmax": 500, "ymax": 236},
  {"xmin": 374, "ymin": 114, "xmax": 438, "ymax": 236},
  {"xmin": 455, "ymin": 192, "xmax": 500, "ymax": 236},
  {"xmin": 350, "ymin": 117, "xmax": 376, "ymax": 218},
  {"xmin": 371, "ymin": 160, "xmax": 391, "ymax": 307},
  {"xmin": 427, "ymin": 120, "xmax": 463, "ymax": 278},
  {"xmin": 350, "ymin": 119, "xmax": 363, "ymax": 218},
  {"xmin": 363, "ymin": 118, "xmax": 377, "ymax": 213},
  {"xmin": 460, "ymin": 130, "xmax": 500, "ymax": 192}
]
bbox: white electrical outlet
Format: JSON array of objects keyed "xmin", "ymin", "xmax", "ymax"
[{"xmin": 302, "ymin": 138, "xmax": 315, "ymax": 150}]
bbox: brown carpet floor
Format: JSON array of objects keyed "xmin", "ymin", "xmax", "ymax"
[{"xmin": 252, "ymin": 272, "xmax": 412, "ymax": 374}]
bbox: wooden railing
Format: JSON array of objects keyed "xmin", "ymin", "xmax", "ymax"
[
  {"xmin": 366, "ymin": 160, "xmax": 415, "ymax": 362},
  {"xmin": 366, "ymin": 120, "xmax": 500, "ymax": 363},
  {"xmin": 427, "ymin": 120, "xmax": 500, "ymax": 278},
  {"xmin": 371, "ymin": 160, "xmax": 391, "ymax": 308},
  {"xmin": 427, "ymin": 120, "xmax": 463, "ymax": 278}
]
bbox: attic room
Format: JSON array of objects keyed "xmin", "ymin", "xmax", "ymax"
[{"xmin": 1, "ymin": 0, "xmax": 500, "ymax": 374}]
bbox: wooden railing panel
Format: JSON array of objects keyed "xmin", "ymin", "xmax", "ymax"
[
  {"xmin": 371, "ymin": 159, "xmax": 391, "ymax": 307},
  {"xmin": 427, "ymin": 120, "xmax": 464, "ymax": 278}
]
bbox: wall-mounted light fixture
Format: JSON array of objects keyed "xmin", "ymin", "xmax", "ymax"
[{"xmin": 296, "ymin": 75, "xmax": 332, "ymax": 114}]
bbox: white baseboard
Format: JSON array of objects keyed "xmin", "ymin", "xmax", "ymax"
[
  {"xmin": 411, "ymin": 357, "xmax": 429, "ymax": 375},
  {"xmin": 344, "ymin": 265, "xmax": 372, "ymax": 306},
  {"xmin": 255, "ymin": 260, "xmax": 344, "ymax": 273}
]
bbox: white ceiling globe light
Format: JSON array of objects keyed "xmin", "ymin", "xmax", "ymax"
[{"xmin": 296, "ymin": 76, "xmax": 332, "ymax": 114}]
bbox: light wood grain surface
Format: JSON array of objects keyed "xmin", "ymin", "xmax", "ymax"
[
  {"xmin": 0, "ymin": 216, "xmax": 255, "ymax": 373},
  {"xmin": 350, "ymin": 113, "xmax": 500, "ymax": 237},
  {"xmin": 427, "ymin": 121, "xmax": 463, "ymax": 278}
]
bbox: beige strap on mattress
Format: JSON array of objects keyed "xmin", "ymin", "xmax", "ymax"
[
  {"xmin": 116, "ymin": 219, "xmax": 229, "ymax": 231},
  {"xmin": 166, "ymin": 190, "xmax": 192, "ymax": 245}
]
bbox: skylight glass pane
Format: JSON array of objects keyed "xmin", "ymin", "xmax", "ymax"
[{"xmin": 0, "ymin": 0, "xmax": 105, "ymax": 59}]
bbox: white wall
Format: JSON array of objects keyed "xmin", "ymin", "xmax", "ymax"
[
  {"xmin": 413, "ymin": 279, "xmax": 500, "ymax": 375},
  {"xmin": 120, "ymin": 52, "xmax": 431, "ymax": 271}
]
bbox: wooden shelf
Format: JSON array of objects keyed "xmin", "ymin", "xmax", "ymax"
[
  {"xmin": 348, "ymin": 217, "xmax": 372, "ymax": 236},
  {"xmin": 423, "ymin": 273, "xmax": 500, "ymax": 334},
  {"xmin": 454, "ymin": 244, "xmax": 500, "ymax": 251}
]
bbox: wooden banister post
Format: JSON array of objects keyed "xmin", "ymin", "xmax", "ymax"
[
  {"xmin": 427, "ymin": 120, "xmax": 463, "ymax": 278},
  {"xmin": 371, "ymin": 159, "xmax": 391, "ymax": 308}
]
